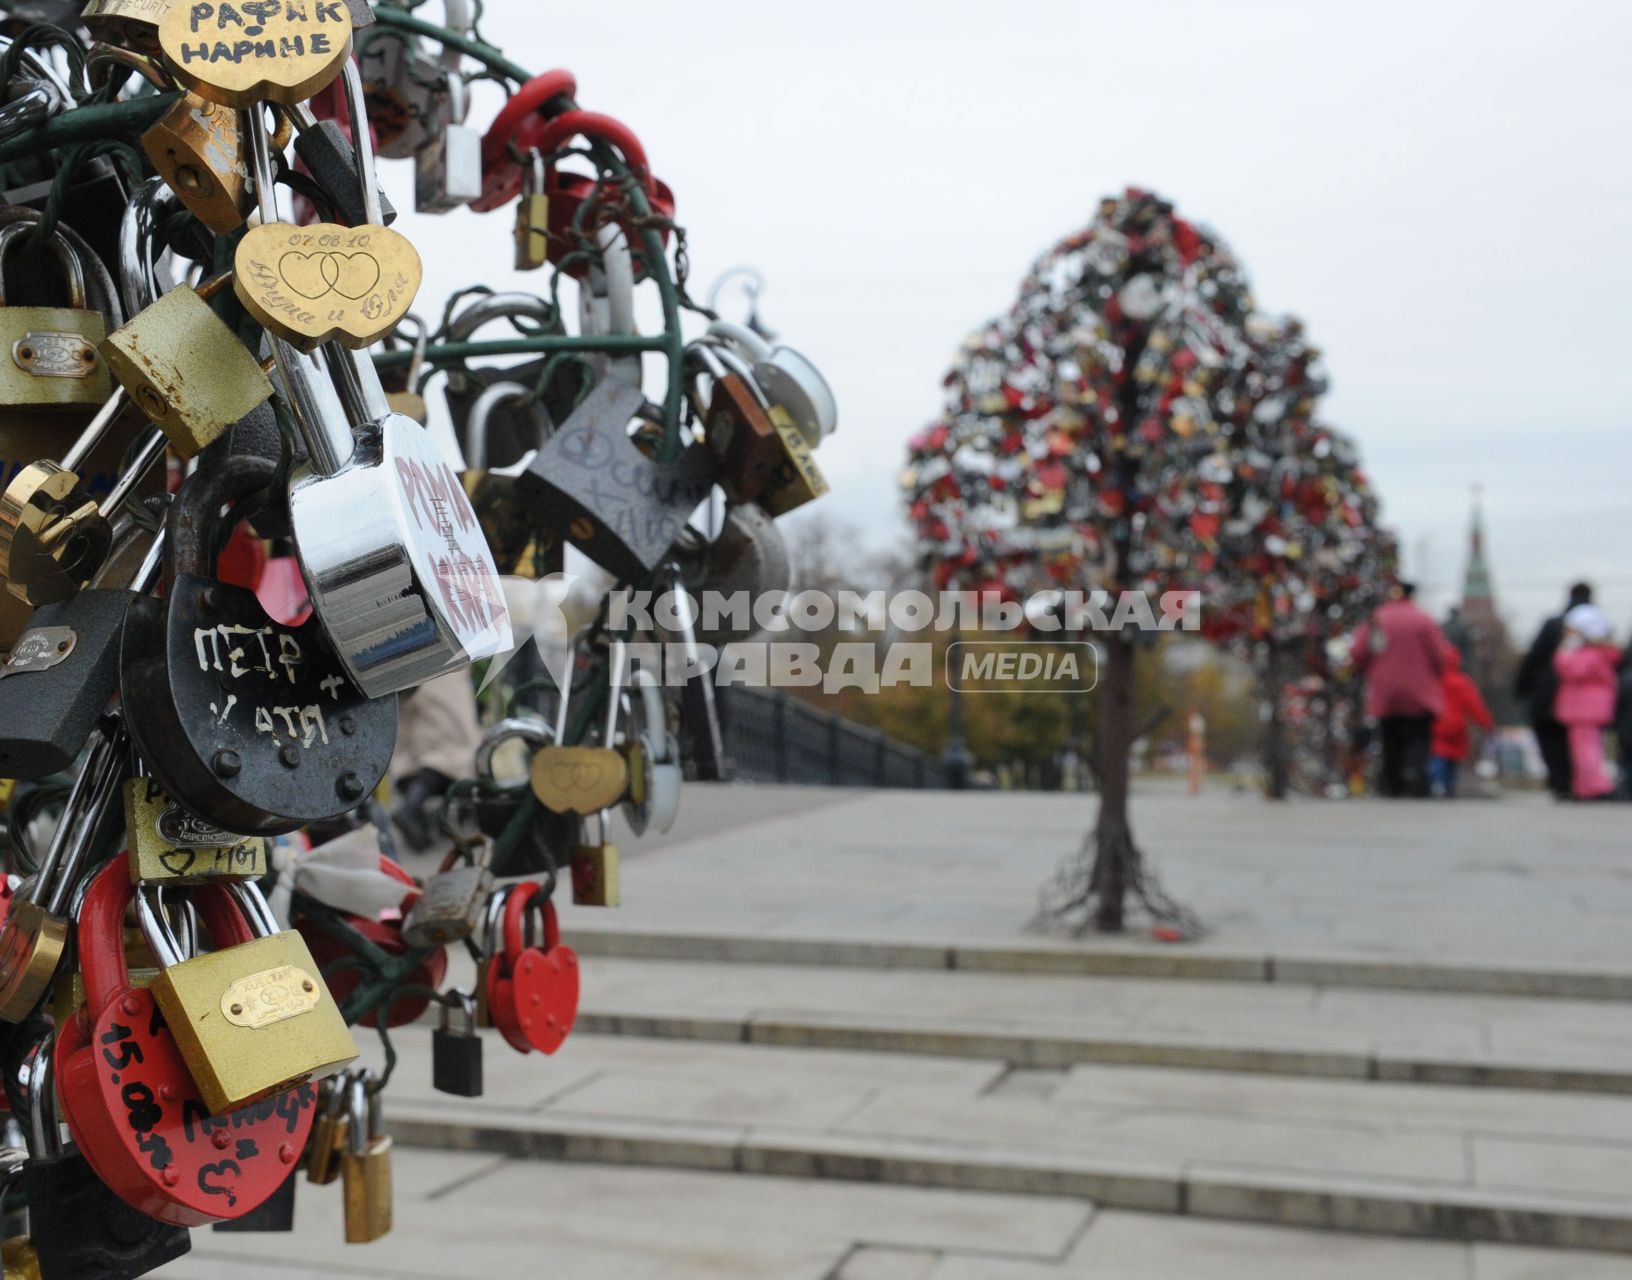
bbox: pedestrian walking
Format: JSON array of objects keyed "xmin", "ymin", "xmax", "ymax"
[
  {"xmin": 1516, "ymin": 583, "xmax": 1593, "ymax": 798},
  {"xmin": 1553, "ymin": 604, "xmax": 1620, "ymax": 801},
  {"xmin": 1350, "ymin": 583, "xmax": 1450, "ymax": 798},
  {"xmin": 1430, "ymin": 646, "xmax": 1495, "ymax": 798}
]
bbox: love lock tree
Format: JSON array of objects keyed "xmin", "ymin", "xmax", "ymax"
[{"xmin": 904, "ymin": 188, "xmax": 1365, "ymax": 934}]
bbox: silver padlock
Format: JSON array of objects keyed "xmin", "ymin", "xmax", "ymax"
[
  {"xmin": 246, "ymin": 65, "xmax": 513, "ymax": 698},
  {"xmin": 401, "ymin": 837, "xmax": 493, "ymax": 948},
  {"xmin": 358, "ymin": 0, "xmax": 468, "ymax": 160},
  {"xmin": 414, "ymin": 73, "xmax": 482, "ymax": 215}
]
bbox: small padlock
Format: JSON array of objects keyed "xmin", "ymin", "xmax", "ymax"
[
  {"xmin": 55, "ymin": 859, "xmax": 320, "ymax": 1225},
  {"xmin": 691, "ymin": 340, "xmax": 782, "ymax": 503},
  {"xmin": 620, "ymin": 667, "xmax": 681, "ymax": 838},
  {"xmin": 401, "ymin": 837, "xmax": 492, "ymax": 948},
  {"xmin": 414, "ymin": 72, "xmax": 482, "ymax": 214},
  {"xmin": 0, "ymin": 223, "xmax": 111, "ymax": 415},
  {"xmin": 0, "ymin": 721, "xmax": 126, "ymax": 1022},
  {"xmin": 147, "ymin": 879, "xmax": 360, "ymax": 1115},
  {"xmin": 340, "ymin": 1076, "xmax": 392, "ymax": 1244},
  {"xmin": 120, "ymin": 457, "xmax": 399, "ymax": 835},
  {"xmin": 124, "ymin": 774, "xmax": 270, "ymax": 885},
  {"xmin": 516, "ymin": 377, "xmax": 720, "ymax": 582},
  {"xmin": 306, "ymin": 1073, "xmax": 351, "ymax": 1186},
  {"xmin": 285, "ymin": 98, "xmax": 400, "ymax": 229},
  {"xmin": 570, "ymin": 814, "xmax": 621, "ymax": 908},
  {"xmin": 143, "ymin": 91, "xmax": 253, "ymax": 233},
  {"xmin": 461, "ymin": 379, "xmax": 545, "ymax": 576},
  {"xmin": 18, "ymin": 1041, "xmax": 193, "ymax": 1278},
  {"xmin": 431, "ymin": 991, "xmax": 483, "ymax": 1098},
  {"xmin": 101, "ymin": 273, "xmax": 274, "ymax": 459},
  {"xmin": 529, "ymin": 636, "xmax": 631, "ymax": 816},
  {"xmin": 490, "ymin": 882, "xmax": 579, "ymax": 1056},
  {"xmin": 758, "ymin": 403, "xmax": 832, "ymax": 517},
  {"xmin": 513, "ymin": 149, "xmax": 550, "ymax": 271}
]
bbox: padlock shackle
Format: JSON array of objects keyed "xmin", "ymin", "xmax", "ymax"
[
  {"xmin": 474, "ymin": 716, "xmax": 551, "ymax": 781},
  {"xmin": 26, "ymin": 1035, "xmax": 58, "ymax": 1158},
  {"xmin": 480, "ymin": 69, "xmax": 578, "ymax": 173},
  {"xmin": 602, "ymin": 637, "xmax": 626, "ymax": 747},
  {"xmin": 337, "ymin": 59, "xmax": 383, "ymax": 229},
  {"xmin": 117, "ymin": 176, "xmax": 177, "ymax": 319},
  {"xmin": 501, "ymin": 881, "xmax": 559, "ymax": 959},
  {"xmin": 163, "ymin": 456, "xmax": 276, "ymax": 589},
  {"xmin": 0, "ymin": 221, "xmax": 86, "ymax": 311},
  {"xmin": 631, "ymin": 669, "xmax": 672, "ymax": 766},
  {"xmin": 33, "ymin": 721, "xmax": 127, "ymax": 917},
  {"xmin": 78, "ymin": 857, "xmax": 140, "ymax": 1019},
  {"xmin": 464, "ymin": 380, "xmax": 532, "ymax": 470},
  {"xmin": 509, "ymin": 110, "xmax": 655, "ymax": 198}
]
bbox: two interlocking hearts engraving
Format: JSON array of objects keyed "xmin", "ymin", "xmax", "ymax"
[
  {"xmin": 529, "ymin": 746, "xmax": 629, "ymax": 815},
  {"xmin": 278, "ymin": 250, "xmax": 380, "ymax": 301}
]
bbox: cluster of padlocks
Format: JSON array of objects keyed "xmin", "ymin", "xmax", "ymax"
[
  {"xmin": 0, "ymin": 0, "xmax": 835, "ymax": 1272},
  {"xmin": 900, "ymin": 188, "xmax": 1390, "ymax": 643}
]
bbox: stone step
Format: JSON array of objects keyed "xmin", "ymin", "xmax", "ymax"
[
  {"xmin": 381, "ymin": 1030, "xmax": 1632, "ymax": 1253},
  {"xmin": 565, "ymin": 956, "xmax": 1632, "ymax": 1093},
  {"xmin": 564, "ymin": 925, "xmax": 1632, "ymax": 1001}
]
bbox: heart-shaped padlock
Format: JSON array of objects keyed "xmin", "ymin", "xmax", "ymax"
[{"xmin": 497, "ymin": 881, "xmax": 578, "ymax": 1055}]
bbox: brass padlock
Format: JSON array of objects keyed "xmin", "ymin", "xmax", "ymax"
[
  {"xmin": 80, "ymin": 0, "xmax": 169, "ymax": 54},
  {"xmin": 0, "ymin": 722, "xmax": 126, "ymax": 1022},
  {"xmin": 341, "ymin": 1076, "xmax": 392, "ymax": 1244},
  {"xmin": 758, "ymin": 404, "xmax": 830, "ymax": 517},
  {"xmin": 142, "ymin": 882, "xmax": 359, "ymax": 1115},
  {"xmin": 0, "ymin": 224, "xmax": 111, "ymax": 415},
  {"xmin": 514, "ymin": 149, "xmax": 549, "ymax": 271},
  {"xmin": 570, "ymin": 816, "xmax": 621, "ymax": 908},
  {"xmin": 124, "ymin": 775, "xmax": 269, "ymax": 885},
  {"xmin": 460, "ymin": 379, "xmax": 540, "ymax": 576},
  {"xmin": 101, "ymin": 274, "xmax": 273, "ymax": 458},
  {"xmin": 142, "ymin": 91, "xmax": 251, "ymax": 234},
  {"xmin": 306, "ymin": 1073, "xmax": 352, "ymax": 1186},
  {"xmin": 529, "ymin": 637, "xmax": 630, "ymax": 816}
]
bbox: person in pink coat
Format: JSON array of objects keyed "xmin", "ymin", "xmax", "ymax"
[
  {"xmin": 1350, "ymin": 583, "xmax": 1451, "ymax": 797},
  {"xmin": 1553, "ymin": 603, "xmax": 1621, "ymax": 800}
]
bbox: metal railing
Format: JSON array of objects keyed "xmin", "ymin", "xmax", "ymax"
[{"xmin": 716, "ymin": 688, "xmax": 949, "ymax": 789}]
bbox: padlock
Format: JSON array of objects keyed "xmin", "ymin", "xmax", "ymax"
[
  {"xmin": 530, "ymin": 636, "xmax": 630, "ymax": 816},
  {"xmin": 513, "ymin": 149, "xmax": 549, "ymax": 271},
  {"xmin": 18, "ymin": 1042, "xmax": 194, "ymax": 1278},
  {"xmin": 305, "ymin": 1072, "xmax": 351, "ymax": 1185},
  {"xmin": 80, "ymin": 0, "xmax": 169, "ymax": 53},
  {"xmin": 658, "ymin": 560, "xmax": 731, "ymax": 781},
  {"xmin": 239, "ymin": 94, "xmax": 512, "ymax": 698},
  {"xmin": 400, "ymin": 836, "xmax": 492, "ymax": 948},
  {"xmin": 474, "ymin": 884, "xmax": 528, "ymax": 1047},
  {"xmin": 431, "ymin": 990, "xmax": 483, "ymax": 1098},
  {"xmin": 143, "ymin": 91, "xmax": 253, "ymax": 233},
  {"xmin": 124, "ymin": 774, "xmax": 270, "ymax": 884},
  {"xmin": 381, "ymin": 314, "xmax": 428, "ymax": 424},
  {"xmin": 704, "ymin": 320, "xmax": 837, "ymax": 448},
  {"xmin": 621, "ymin": 667, "xmax": 681, "ymax": 837},
  {"xmin": 461, "ymin": 379, "xmax": 546, "ymax": 576},
  {"xmin": 414, "ymin": 72, "xmax": 482, "ymax": 214},
  {"xmin": 158, "ymin": 0, "xmax": 354, "ymax": 108},
  {"xmin": 758, "ymin": 404, "xmax": 831, "ymax": 518},
  {"xmin": 101, "ymin": 273, "xmax": 274, "ymax": 459},
  {"xmin": 285, "ymin": 98, "xmax": 399, "ymax": 229},
  {"xmin": 674, "ymin": 501, "xmax": 791, "ymax": 647},
  {"xmin": 489, "ymin": 881, "xmax": 579, "ymax": 1056},
  {"xmin": 358, "ymin": 0, "xmax": 468, "ymax": 158},
  {"xmin": 0, "ymin": 222, "xmax": 111, "ymax": 414},
  {"xmin": 146, "ymin": 876, "xmax": 359, "ymax": 1115},
  {"xmin": 54, "ymin": 858, "xmax": 320, "ymax": 1225},
  {"xmin": 0, "ymin": 721, "xmax": 126, "ymax": 1022},
  {"xmin": 569, "ymin": 814, "xmax": 620, "ymax": 908},
  {"xmin": 235, "ymin": 66, "xmax": 419, "ymax": 351},
  {"xmin": 340, "ymin": 1075, "xmax": 392, "ymax": 1244},
  {"xmin": 690, "ymin": 340, "xmax": 782, "ymax": 503},
  {"xmin": 120, "ymin": 457, "xmax": 399, "ymax": 835},
  {"xmin": 516, "ymin": 377, "xmax": 720, "ymax": 582}
]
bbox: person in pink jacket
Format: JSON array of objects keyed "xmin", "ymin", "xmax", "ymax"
[
  {"xmin": 1350, "ymin": 583, "xmax": 1450, "ymax": 798},
  {"xmin": 1553, "ymin": 603, "xmax": 1621, "ymax": 800}
]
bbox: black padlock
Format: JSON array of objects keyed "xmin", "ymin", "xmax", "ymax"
[
  {"xmin": 431, "ymin": 992, "xmax": 483, "ymax": 1097},
  {"xmin": 0, "ymin": 589, "xmax": 133, "ymax": 780},
  {"xmin": 198, "ymin": 400, "xmax": 302, "ymax": 541},
  {"xmin": 211, "ymin": 1169, "xmax": 297, "ymax": 1234},
  {"xmin": 516, "ymin": 379, "xmax": 720, "ymax": 582},
  {"xmin": 121, "ymin": 458, "xmax": 399, "ymax": 835},
  {"xmin": 293, "ymin": 114, "xmax": 399, "ymax": 228}
]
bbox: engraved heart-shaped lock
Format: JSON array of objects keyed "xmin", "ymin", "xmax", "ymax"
[
  {"xmin": 159, "ymin": 0, "xmax": 354, "ymax": 108},
  {"xmin": 237, "ymin": 222, "xmax": 420, "ymax": 350},
  {"xmin": 529, "ymin": 745, "xmax": 629, "ymax": 816}
]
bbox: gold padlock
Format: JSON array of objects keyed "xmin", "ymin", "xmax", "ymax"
[
  {"xmin": 0, "ymin": 462, "xmax": 113, "ymax": 608},
  {"xmin": 0, "ymin": 1234, "xmax": 39, "ymax": 1279},
  {"xmin": 514, "ymin": 150, "xmax": 549, "ymax": 272},
  {"xmin": 341, "ymin": 1076, "xmax": 392, "ymax": 1244},
  {"xmin": 0, "ymin": 224, "xmax": 111, "ymax": 416},
  {"xmin": 757, "ymin": 404, "xmax": 829, "ymax": 517},
  {"xmin": 529, "ymin": 636, "xmax": 631, "ymax": 816},
  {"xmin": 143, "ymin": 92, "xmax": 252, "ymax": 234},
  {"xmin": 142, "ymin": 882, "xmax": 359, "ymax": 1115},
  {"xmin": 124, "ymin": 775, "xmax": 269, "ymax": 885},
  {"xmin": 101, "ymin": 275, "xmax": 273, "ymax": 459},
  {"xmin": 307, "ymin": 1073, "xmax": 353, "ymax": 1186},
  {"xmin": 81, "ymin": 0, "xmax": 170, "ymax": 53},
  {"xmin": 158, "ymin": 0, "xmax": 355, "ymax": 108},
  {"xmin": 570, "ymin": 828, "xmax": 621, "ymax": 908}
]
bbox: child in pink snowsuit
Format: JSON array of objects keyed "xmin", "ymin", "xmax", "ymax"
[{"xmin": 1553, "ymin": 604, "xmax": 1621, "ymax": 800}]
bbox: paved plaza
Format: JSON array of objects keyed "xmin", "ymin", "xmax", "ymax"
[{"xmin": 167, "ymin": 782, "xmax": 1632, "ymax": 1277}]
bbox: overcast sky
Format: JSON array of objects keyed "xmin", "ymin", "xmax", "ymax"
[{"xmin": 392, "ymin": 0, "xmax": 1632, "ymax": 641}]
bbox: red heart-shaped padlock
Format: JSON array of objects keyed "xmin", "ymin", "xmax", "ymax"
[
  {"xmin": 504, "ymin": 883, "xmax": 579, "ymax": 1055},
  {"xmin": 56, "ymin": 858, "xmax": 318, "ymax": 1226}
]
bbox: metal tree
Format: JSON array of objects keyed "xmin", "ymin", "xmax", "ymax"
[{"xmin": 905, "ymin": 188, "xmax": 1346, "ymax": 933}]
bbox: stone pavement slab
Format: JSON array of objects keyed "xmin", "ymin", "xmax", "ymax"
[{"xmin": 552, "ymin": 781, "xmax": 1632, "ymax": 993}]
